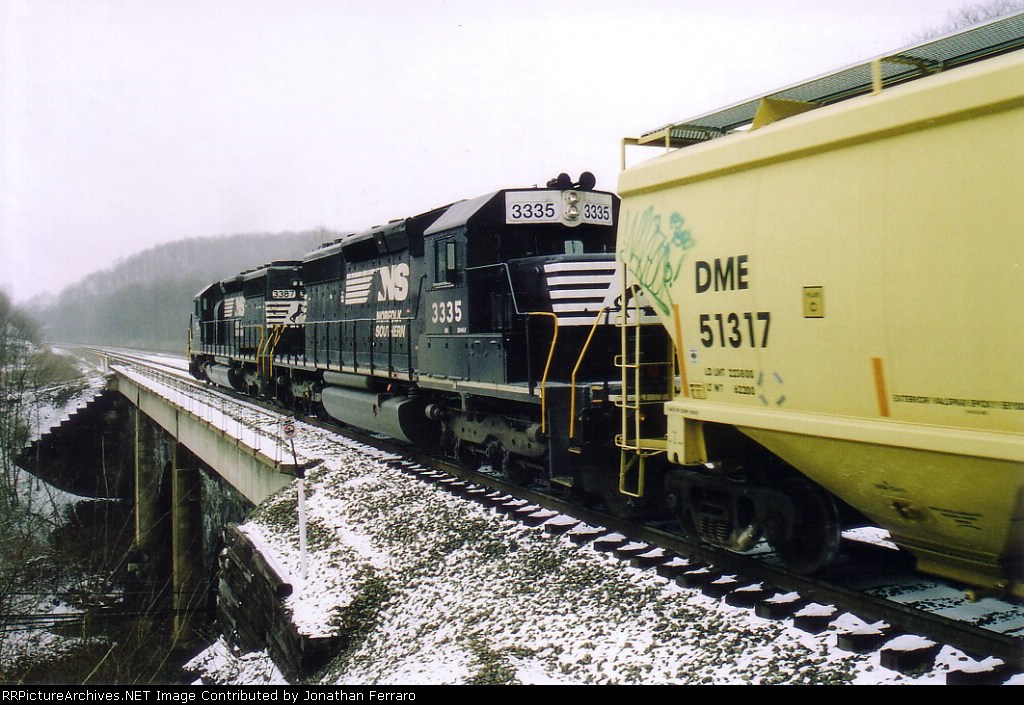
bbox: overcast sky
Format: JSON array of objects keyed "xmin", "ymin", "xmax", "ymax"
[{"xmin": 1, "ymin": 0, "xmax": 984, "ymax": 302}]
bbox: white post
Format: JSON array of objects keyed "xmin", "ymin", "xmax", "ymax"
[
  {"xmin": 282, "ymin": 419, "xmax": 308, "ymax": 583},
  {"xmin": 297, "ymin": 474, "xmax": 308, "ymax": 582}
]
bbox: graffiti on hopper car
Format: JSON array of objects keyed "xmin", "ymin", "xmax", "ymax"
[{"xmin": 619, "ymin": 206, "xmax": 694, "ymax": 316}]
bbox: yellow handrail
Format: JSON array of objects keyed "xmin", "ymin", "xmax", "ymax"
[
  {"xmin": 528, "ymin": 312, "xmax": 559, "ymax": 435},
  {"xmin": 569, "ymin": 306, "xmax": 608, "ymax": 442},
  {"xmin": 265, "ymin": 325, "xmax": 285, "ymax": 379}
]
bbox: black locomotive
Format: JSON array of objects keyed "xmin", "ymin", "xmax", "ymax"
[
  {"xmin": 189, "ymin": 174, "xmax": 637, "ymax": 496},
  {"xmin": 192, "ymin": 14, "xmax": 1024, "ymax": 598}
]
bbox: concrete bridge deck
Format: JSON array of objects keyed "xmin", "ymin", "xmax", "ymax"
[{"xmin": 111, "ymin": 363, "xmax": 306, "ymax": 504}]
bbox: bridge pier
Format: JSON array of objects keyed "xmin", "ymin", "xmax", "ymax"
[
  {"xmin": 132, "ymin": 412, "xmax": 212, "ymax": 647},
  {"xmin": 131, "ymin": 402, "xmax": 251, "ymax": 650},
  {"xmin": 172, "ymin": 443, "xmax": 205, "ymax": 648},
  {"xmin": 134, "ymin": 408, "xmax": 166, "ymax": 559},
  {"xmin": 130, "ymin": 409, "xmax": 172, "ymax": 628}
]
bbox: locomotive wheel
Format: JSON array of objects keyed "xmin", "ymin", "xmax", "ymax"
[
  {"xmin": 770, "ymin": 482, "xmax": 841, "ymax": 575},
  {"xmin": 441, "ymin": 428, "xmax": 460, "ymax": 462},
  {"xmin": 506, "ymin": 457, "xmax": 533, "ymax": 486},
  {"xmin": 483, "ymin": 438, "xmax": 509, "ymax": 476}
]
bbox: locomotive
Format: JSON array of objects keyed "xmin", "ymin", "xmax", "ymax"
[
  {"xmin": 190, "ymin": 174, "xmax": 628, "ymax": 497},
  {"xmin": 190, "ymin": 13, "xmax": 1024, "ymax": 597}
]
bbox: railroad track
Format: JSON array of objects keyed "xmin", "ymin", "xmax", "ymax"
[
  {"xmin": 83, "ymin": 346, "xmax": 1024, "ymax": 683},
  {"xmin": 396, "ymin": 456, "xmax": 1024, "ymax": 682}
]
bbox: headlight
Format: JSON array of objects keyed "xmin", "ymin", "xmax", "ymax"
[{"xmin": 564, "ymin": 191, "xmax": 581, "ymax": 220}]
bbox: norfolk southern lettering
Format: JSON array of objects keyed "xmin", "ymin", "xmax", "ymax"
[{"xmin": 694, "ymin": 255, "xmax": 771, "ymax": 349}]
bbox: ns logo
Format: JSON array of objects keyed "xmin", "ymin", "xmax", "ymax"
[
  {"xmin": 378, "ymin": 262, "xmax": 410, "ymax": 302},
  {"xmin": 343, "ymin": 262, "xmax": 411, "ymax": 305}
]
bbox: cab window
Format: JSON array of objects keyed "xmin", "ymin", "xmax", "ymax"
[{"xmin": 435, "ymin": 239, "xmax": 458, "ymax": 284}]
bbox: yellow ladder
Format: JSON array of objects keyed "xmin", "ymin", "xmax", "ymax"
[{"xmin": 613, "ymin": 273, "xmax": 674, "ymax": 498}]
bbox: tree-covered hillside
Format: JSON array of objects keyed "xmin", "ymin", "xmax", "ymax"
[{"xmin": 33, "ymin": 230, "xmax": 340, "ymax": 353}]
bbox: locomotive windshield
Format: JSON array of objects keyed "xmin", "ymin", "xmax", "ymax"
[{"xmin": 500, "ymin": 228, "xmax": 614, "ymax": 259}]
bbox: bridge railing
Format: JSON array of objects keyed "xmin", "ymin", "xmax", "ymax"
[{"xmin": 112, "ymin": 360, "xmax": 313, "ymax": 467}]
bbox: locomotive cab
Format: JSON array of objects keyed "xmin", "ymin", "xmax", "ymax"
[
  {"xmin": 415, "ymin": 175, "xmax": 627, "ymax": 490},
  {"xmin": 190, "ymin": 263, "xmax": 306, "ymax": 397},
  {"xmin": 189, "ymin": 273, "xmax": 247, "ymax": 390},
  {"xmin": 419, "ymin": 175, "xmax": 621, "ymax": 387}
]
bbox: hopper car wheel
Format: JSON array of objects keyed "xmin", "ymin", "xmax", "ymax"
[{"xmin": 770, "ymin": 482, "xmax": 841, "ymax": 575}]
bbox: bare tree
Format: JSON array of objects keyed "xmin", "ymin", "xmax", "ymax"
[
  {"xmin": 913, "ymin": 0, "xmax": 1024, "ymax": 39},
  {"xmin": 0, "ymin": 291, "xmax": 100, "ymax": 676},
  {"xmin": 0, "ymin": 296, "xmax": 182, "ymax": 683},
  {"xmin": 0, "ymin": 290, "xmax": 50, "ymax": 670},
  {"xmin": 0, "ymin": 291, "xmax": 39, "ymax": 504}
]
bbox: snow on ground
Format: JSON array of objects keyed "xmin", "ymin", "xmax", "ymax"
[
  {"xmin": 16, "ymin": 351, "xmax": 109, "ymax": 521},
  {"xmin": 27, "ymin": 351, "xmax": 107, "ymax": 444},
  {"xmin": 188, "ymin": 639, "xmax": 289, "ymax": 686},
  {"xmin": 186, "ymin": 418, "xmax": 1017, "ymax": 686},
  {"xmin": 1, "ymin": 351, "xmax": 112, "ymax": 673}
]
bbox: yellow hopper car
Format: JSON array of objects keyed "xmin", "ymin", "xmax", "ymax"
[{"xmin": 617, "ymin": 13, "xmax": 1024, "ymax": 596}]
